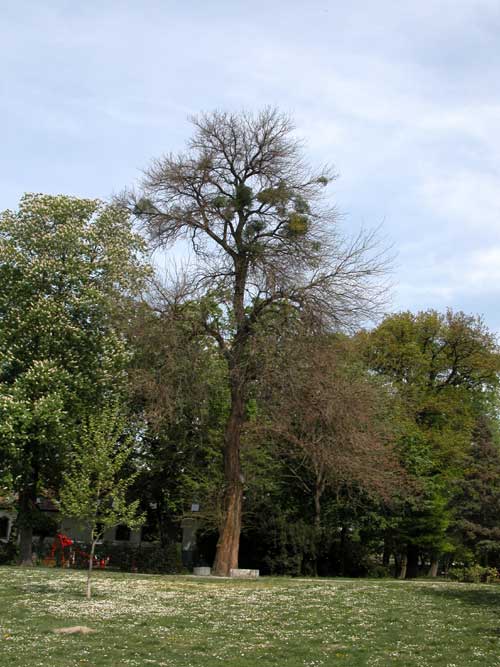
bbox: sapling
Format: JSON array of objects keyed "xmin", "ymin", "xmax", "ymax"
[{"xmin": 60, "ymin": 407, "xmax": 145, "ymax": 599}]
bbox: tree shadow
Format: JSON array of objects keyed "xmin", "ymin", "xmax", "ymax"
[
  {"xmin": 418, "ymin": 583, "xmax": 500, "ymax": 610},
  {"xmin": 418, "ymin": 584, "xmax": 500, "ymax": 638}
]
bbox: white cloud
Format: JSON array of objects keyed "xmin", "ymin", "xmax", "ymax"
[
  {"xmin": 419, "ymin": 169, "xmax": 500, "ymax": 235},
  {"xmin": 1, "ymin": 0, "xmax": 500, "ymax": 329}
]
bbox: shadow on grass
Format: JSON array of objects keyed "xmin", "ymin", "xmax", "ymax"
[
  {"xmin": 14, "ymin": 583, "xmax": 54, "ymax": 595},
  {"xmin": 419, "ymin": 583, "xmax": 500, "ymax": 609},
  {"xmin": 419, "ymin": 585, "xmax": 500, "ymax": 639}
]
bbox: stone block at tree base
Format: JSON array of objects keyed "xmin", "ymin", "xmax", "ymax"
[
  {"xmin": 193, "ymin": 566, "xmax": 211, "ymax": 576},
  {"xmin": 229, "ymin": 568, "xmax": 259, "ymax": 579}
]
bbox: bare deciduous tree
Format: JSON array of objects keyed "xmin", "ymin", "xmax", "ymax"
[
  {"xmin": 127, "ymin": 108, "xmax": 389, "ymax": 575},
  {"xmin": 257, "ymin": 335, "xmax": 403, "ymax": 530}
]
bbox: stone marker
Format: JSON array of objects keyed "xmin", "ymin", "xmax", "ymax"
[
  {"xmin": 193, "ymin": 566, "xmax": 211, "ymax": 576},
  {"xmin": 229, "ymin": 568, "xmax": 259, "ymax": 579}
]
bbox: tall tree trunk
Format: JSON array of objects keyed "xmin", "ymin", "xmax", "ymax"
[
  {"xmin": 429, "ymin": 558, "xmax": 439, "ymax": 577},
  {"xmin": 312, "ymin": 471, "xmax": 324, "ymax": 577},
  {"xmin": 19, "ymin": 523, "xmax": 34, "ymax": 566},
  {"xmin": 314, "ymin": 470, "xmax": 324, "ymax": 530},
  {"xmin": 18, "ymin": 472, "xmax": 38, "ymax": 566},
  {"xmin": 382, "ymin": 533, "xmax": 391, "ymax": 568},
  {"xmin": 405, "ymin": 544, "xmax": 419, "ymax": 579},
  {"xmin": 212, "ymin": 376, "xmax": 245, "ymax": 576},
  {"xmin": 212, "ymin": 257, "xmax": 248, "ymax": 577},
  {"xmin": 340, "ymin": 525, "xmax": 348, "ymax": 576},
  {"xmin": 398, "ymin": 553, "xmax": 407, "ymax": 579}
]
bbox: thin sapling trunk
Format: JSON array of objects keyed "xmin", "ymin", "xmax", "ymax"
[{"xmin": 87, "ymin": 533, "xmax": 97, "ymax": 600}]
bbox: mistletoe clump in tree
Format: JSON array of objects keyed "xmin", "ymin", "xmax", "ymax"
[
  {"xmin": 129, "ymin": 109, "xmax": 388, "ymax": 575},
  {"xmin": 0, "ymin": 194, "xmax": 148, "ymax": 565}
]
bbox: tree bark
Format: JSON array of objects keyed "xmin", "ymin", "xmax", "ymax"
[
  {"xmin": 340, "ymin": 525, "xmax": 348, "ymax": 576},
  {"xmin": 429, "ymin": 558, "xmax": 439, "ymax": 577},
  {"xmin": 86, "ymin": 539, "xmax": 96, "ymax": 600},
  {"xmin": 382, "ymin": 533, "xmax": 391, "ymax": 568},
  {"xmin": 398, "ymin": 553, "xmax": 407, "ymax": 579},
  {"xmin": 314, "ymin": 471, "xmax": 325, "ymax": 530},
  {"xmin": 19, "ymin": 523, "xmax": 34, "ymax": 566},
  {"xmin": 311, "ymin": 471, "xmax": 325, "ymax": 576},
  {"xmin": 212, "ymin": 257, "xmax": 248, "ymax": 577},
  {"xmin": 18, "ymin": 475, "xmax": 37, "ymax": 566},
  {"xmin": 405, "ymin": 544, "xmax": 419, "ymax": 579},
  {"xmin": 212, "ymin": 383, "xmax": 244, "ymax": 575}
]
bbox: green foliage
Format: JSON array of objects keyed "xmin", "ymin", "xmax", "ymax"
[
  {"xmin": 293, "ymin": 195, "xmax": 311, "ymax": 214},
  {"xmin": 234, "ymin": 184, "xmax": 253, "ymax": 211},
  {"xmin": 364, "ymin": 310, "xmax": 499, "ymax": 399},
  {"xmin": 250, "ymin": 514, "xmax": 318, "ymax": 577},
  {"xmin": 256, "ymin": 182, "xmax": 291, "ymax": 207},
  {"xmin": 286, "ymin": 212, "xmax": 309, "ymax": 236},
  {"xmin": 2, "ymin": 190, "xmax": 499, "ymax": 584},
  {"xmin": 31, "ymin": 510, "xmax": 58, "ymax": 540},
  {"xmin": 133, "ymin": 197, "xmax": 157, "ymax": 216},
  {"xmin": 211, "ymin": 194, "xmax": 229, "ymax": 209},
  {"xmin": 0, "ymin": 540, "xmax": 18, "ymax": 565},
  {"xmin": 59, "ymin": 406, "xmax": 145, "ymax": 542},
  {"xmin": 316, "ymin": 175, "xmax": 330, "ymax": 186},
  {"xmin": 361, "ymin": 309, "xmax": 500, "ymax": 570},
  {"xmin": 243, "ymin": 220, "xmax": 266, "ymax": 238},
  {"xmin": 72, "ymin": 541, "xmax": 181, "ymax": 574},
  {"xmin": 128, "ymin": 301, "xmax": 228, "ymax": 535},
  {"xmin": 0, "ymin": 194, "xmax": 149, "ymax": 536},
  {"xmin": 451, "ymin": 415, "xmax": 500, "ymax": 567},
  {"xmin": 365, "ymin": 563, "xmax": 392, "ymax": 578},
  {"xmin": 448, "ymin": 564, "xmax": 499, "ymax": 584}
]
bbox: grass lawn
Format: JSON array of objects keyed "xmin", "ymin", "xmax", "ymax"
[{"xmin": 0, "ymin": 566, "xmax": 499, "ymax": 666}]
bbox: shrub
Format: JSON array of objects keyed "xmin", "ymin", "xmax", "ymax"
[
  {"xmin": 0, "ymin": 540, "xmax": 18, "ymax": 565},
  {"xmin": 132, "ymin": 543, "xmax": 181, "ymax": 574},
  {"xmin": 366, "ymin": 563, "xmax": 391, "ymax": 579},
  {"xmin": 241, "ymin": 515, "xmax": 318, "ymax": 576},
  {"xmin": 70, "ymin": 541, "xmax": 181, "ymax": 574},
  {"xmin": 448, "ymin": 564, "xmax": 499, "ymax": 584}
]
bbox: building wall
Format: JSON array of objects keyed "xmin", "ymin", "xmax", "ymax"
[
  {"xmin": 0, "ymin": 511, "xmax": 14, "ymax": 542},
  {"xmin": 56, "ymin": 518, "xmax": 142, "ymax": 544},
  {"xmin": 0, "ymin": 509, "xmax": 141, "ymax": 545}
]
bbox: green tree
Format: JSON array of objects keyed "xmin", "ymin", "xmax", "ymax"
[
  {"xmin": 60, "ymin": 407, "xmax": 145, "ymax": 599},
  {"xmin": 128, "ymin": 300, "xmax": 228, "ymax": 545},
  {"xmin": 245, "ymin": 328, "xmax": 403, "ymax": 575},
  {"xmin": 452, "ymin": 414, "xmax": 500, "ymax": 568},
  {"xmin": 129, "ymin": 109, "xmax": 388, "ymax": 575},
  {"xmin": 362, "ymin": 309, "xmax": 500, "ymax": 577},
  {"xmin": 0, "ymin": 194, "xmax": 147, "ymax": 564}
]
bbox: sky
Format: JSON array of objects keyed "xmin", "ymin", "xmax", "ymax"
[{"xmin": 1, "ymin": 1, "xmax": 500, "ymax": 331}]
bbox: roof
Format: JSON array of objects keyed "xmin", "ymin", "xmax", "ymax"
[{"xmin": 0, "ymin": 494, "xmax": 59, "ymax": 512}]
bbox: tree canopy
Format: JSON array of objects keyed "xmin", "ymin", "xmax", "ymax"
[
  {"xmin": 128, "ymin": 108, "xmax": 389, "ymax": 575},
  {"xmin": 0, "ymin": 111, "xmax": 498, "ymax": 584},
  {"xmin": 0, "ymin": 193, "xmax": 148, "ymax": 564}
]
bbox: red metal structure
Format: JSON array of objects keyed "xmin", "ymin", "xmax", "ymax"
[{"xmin": 43, "ymin": 533, "xmax": 108, "ymax": 569}]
